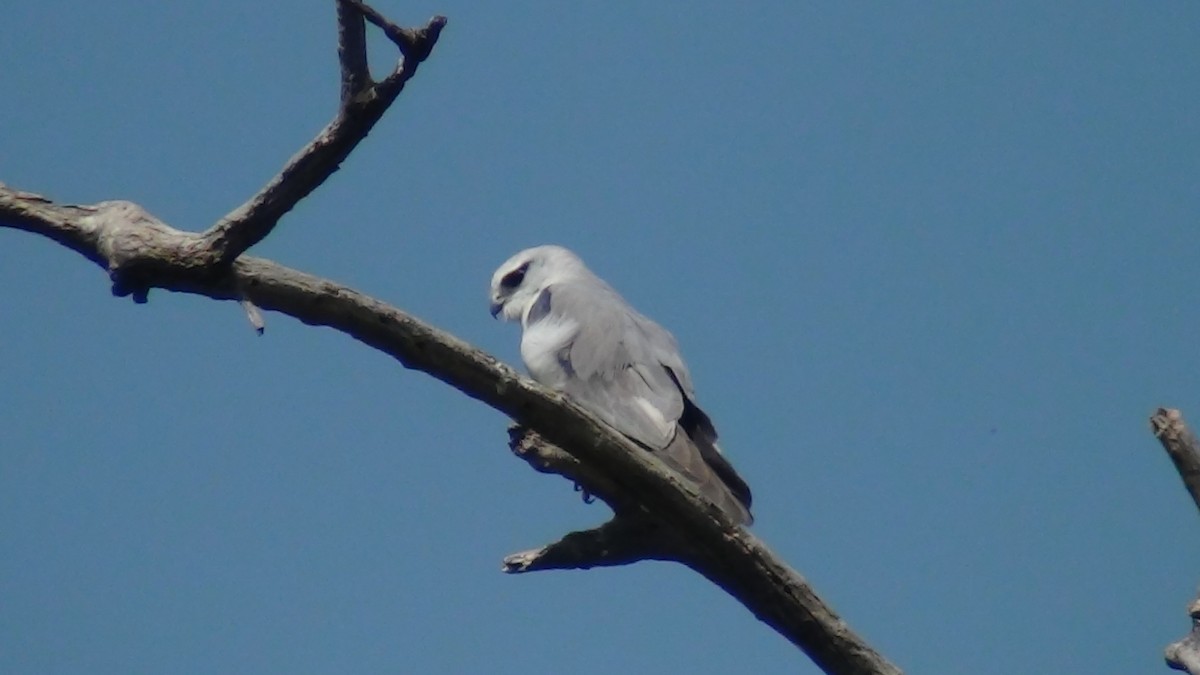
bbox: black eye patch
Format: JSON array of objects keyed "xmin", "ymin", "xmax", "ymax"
[{"xmin": 500, "ymin": 261, "xmax": 530, "ymax": 289}]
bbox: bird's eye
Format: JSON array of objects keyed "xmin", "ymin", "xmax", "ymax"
[{"xmin": 500, "ymin": 262, "xmax": 530, "ymax": 289}]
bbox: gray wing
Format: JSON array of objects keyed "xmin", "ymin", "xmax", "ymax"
[{"xmin": 536, "ymin": 281, "xmax": 753, "ymax": 524}]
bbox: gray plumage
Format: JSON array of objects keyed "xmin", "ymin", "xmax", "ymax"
[{"xmin": 489, "ymin": 245, "xmax": 753, "ymax": 525}]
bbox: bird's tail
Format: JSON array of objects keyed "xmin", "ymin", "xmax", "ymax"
[{"xmin": 658, "ymin": 427, "xmax": 754, "ymax": 525}]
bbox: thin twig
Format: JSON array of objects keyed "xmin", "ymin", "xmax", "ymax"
[{"xmin": 240, "ymin": 297, "xmax": 266, "ymax": 334}]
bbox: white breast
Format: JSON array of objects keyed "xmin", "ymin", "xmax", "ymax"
[{"xmin": 520, "ymin": 316, "xmax": 578, "ymax": 389}]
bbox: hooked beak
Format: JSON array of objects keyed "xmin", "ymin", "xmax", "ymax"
[{"xmin": 489, "ymin": 300, "xmax": 503, "ymax": 319}]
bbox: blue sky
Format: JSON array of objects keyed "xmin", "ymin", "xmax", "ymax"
[{"xmin": 2, "ymin": 2, "xmax": 1199, "ymax": 673}]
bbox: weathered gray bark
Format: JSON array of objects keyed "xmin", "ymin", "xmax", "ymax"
[
  {"xmin": 1165, "ymin": 596, "xmax": 1200, "ymax": 674},
  {"xmin": 1152, "ymin": 409, "xmax": 1200, "ymax": 673},
  {"xmin": 0, "ymin": 3, "xmax": 900, "ymax": 674},
  {"xmin": 1151, "ymin": 409, "xmax": 1200, "ymax": 518}
]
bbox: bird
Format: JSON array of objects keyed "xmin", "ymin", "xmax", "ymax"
[{"xmin": 489, "ymin": 244, "xmax": 753, "ymax": 525}]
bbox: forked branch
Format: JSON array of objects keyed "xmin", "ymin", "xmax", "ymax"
[
  {"xmin": 0, "ymin": 4, "xmax": 899, "ymax": 674},
  {"xmin": 0, "ymin": 180, "xmax": 901, "ymax": 674},
  {"xmin": 199, "ymin": 1, "xmax": 446, "ymax": 269}
]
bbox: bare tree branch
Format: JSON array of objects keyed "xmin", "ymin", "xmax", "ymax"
[
  {"xmin": 1166, "ymin": 596, "xmax": 1200, "ymax": 673},
  {"xmin": 0, "ymin": 4, "xmax": 900, "ymax": 674},
  {"xmin": 503, "ymin": 517, "xmax": 678, "ymax": 573},
  {"xmin": 0, "ymin": 183, "xmax": 901, "ymax": 675},
  {"xmin": 343, "ymin": 0, "xmax": 444, "ymax": 60},
  {"xmin": 503, "ymin": 428, "xmax": 898, "ymax": 672},
  {"xmin": 200, "ymin": 3, "xmax": 447, "ymax": 267},
  {"xmin": 1152, "ymin": 408, "xmax": 1200, "ymax": 672},
  {"xmin": 337, "ymin": 0, "xmax": 370, "ymax": 101},
  {"xmin": 1151, "ymin": 408, "xmax": 1200, "ymax": 517}
]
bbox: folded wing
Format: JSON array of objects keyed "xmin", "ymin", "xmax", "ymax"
[{"xmin": 527, "ymin": 281, "xmax": 753, "ymax": 524}]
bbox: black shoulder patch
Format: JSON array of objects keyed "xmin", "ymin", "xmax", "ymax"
[{"xmin": 527, "ymin": 288, "xmax": 553, "ymax": 323}]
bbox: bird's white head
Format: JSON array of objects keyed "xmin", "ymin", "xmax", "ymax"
[{"xmin": 489, "ymin": 245, "xmax": 589, "ymax": 323}]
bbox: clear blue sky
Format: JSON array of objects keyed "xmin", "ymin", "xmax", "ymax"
[{"xmin": 3, "ymin": 2, "xmax": 1199, "ymax": 673}]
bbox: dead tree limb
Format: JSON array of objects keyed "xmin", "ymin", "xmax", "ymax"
[
  {"xmin": 0, "ymin": 3, "xmax": 899, "ymax": 674},
  {"xmin": 200, "ymin": 3, "xmax": 445, "ymax": 269},
  {"xmin": 0, "ymin": 185, "xmax": 900, "ymax": 674},
  {"xmin": 1165, "ymin": 596, "xmax": 1200, "ymax": 674},
  {"xmin": 1152, "ymin": 409, "xmax": 1200, "ymax": 673},
  {"xmin": 1151, "ymin": 408, "xmax": 1200, "ymax": 517}
]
